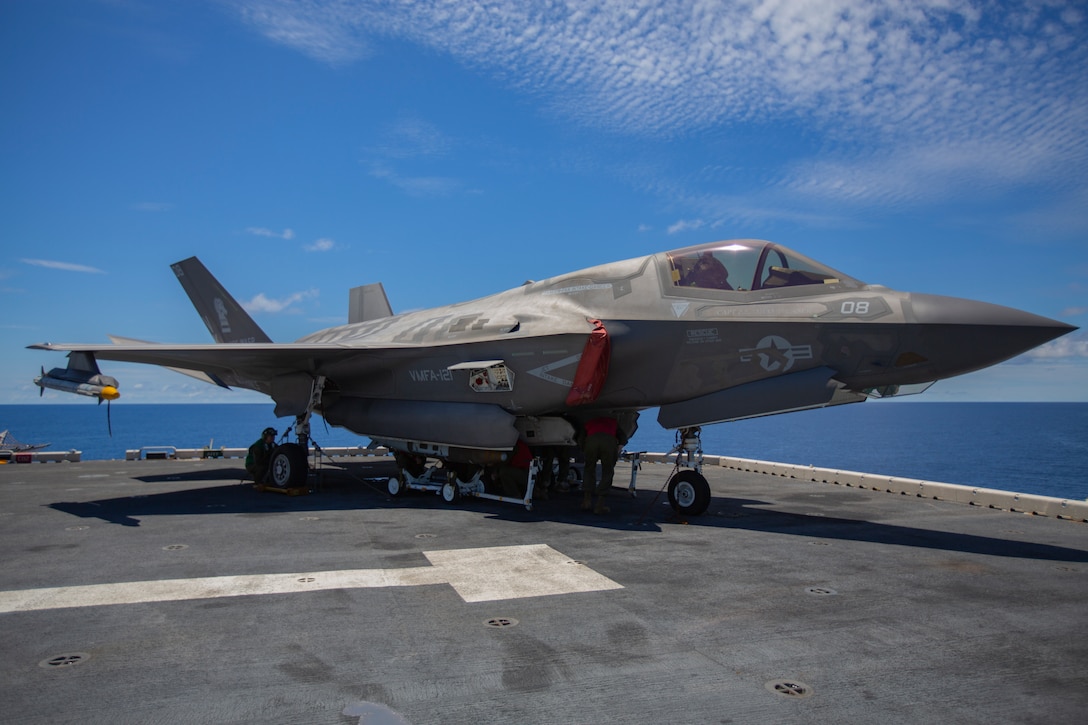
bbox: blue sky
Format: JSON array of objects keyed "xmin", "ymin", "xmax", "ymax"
[{"xmin": 3, "ymin": 0, "xmax": 1086, "ymax": 405}]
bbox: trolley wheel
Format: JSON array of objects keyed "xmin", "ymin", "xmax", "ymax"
[
  {"xmin": 667, "ymin": 469, "xmax": 711, "ymax": 516},
  {"xmin": 441, "ymin": 479, "xmax": 461, "ymax": 504},
  {"xmin": 269, "ymin": 443, "xmax": 308, "ymax": 488},
  {"xmin": 388, "ymin": 474, "xmax": 406, "ymax": 497}
]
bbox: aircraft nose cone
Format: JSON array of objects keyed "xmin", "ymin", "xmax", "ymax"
[{"xmin": 905, "ymin": 293, "xmax": 1077, "ymax": 378}]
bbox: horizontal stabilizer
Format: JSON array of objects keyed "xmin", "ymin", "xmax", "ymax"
[{"xmin": 349, "ymin": 283, "xmax": 393, "ymax": 324}]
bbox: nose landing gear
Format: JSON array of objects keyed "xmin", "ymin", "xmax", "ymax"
[{"xmin": 664, "ymin": 427, "xmax": 711, "ymax": 516}]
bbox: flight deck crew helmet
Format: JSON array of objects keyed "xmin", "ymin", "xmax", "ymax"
[{"xmin": 262, "ymin": 427, "xmax": 276, "ymax": 437}]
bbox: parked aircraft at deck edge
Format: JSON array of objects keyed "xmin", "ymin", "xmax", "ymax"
[{"xmin": 30, "ymin": 239, "xmax": 1075, "ymax": 513}]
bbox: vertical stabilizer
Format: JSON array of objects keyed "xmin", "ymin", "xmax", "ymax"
[
  {"xmin": 170, "ymin": 257, "xmax": 272, "ymax": 344},
  {"xmin": 349, "ymin": 283, "xmax": 394, "ymax": 324}
]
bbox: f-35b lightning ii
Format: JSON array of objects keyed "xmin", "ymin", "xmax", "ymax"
[{"xmin": 31, "ymin": 240, "xmax": 1075, "ymax": 514}]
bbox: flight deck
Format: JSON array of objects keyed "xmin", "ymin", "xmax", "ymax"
[{"xmin": 2, "ymin": 456, "xmax": 1086, "ymax": 724}]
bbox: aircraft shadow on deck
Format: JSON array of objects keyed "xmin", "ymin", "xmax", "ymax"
[{"xmin": 46, "ymin": 464, "xmax": 1088, "ymax": 563}]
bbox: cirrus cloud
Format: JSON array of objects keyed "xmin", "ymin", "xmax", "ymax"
[{"xmin": 21, "ymin": 258, "xmax": 106, "ymax": 274}]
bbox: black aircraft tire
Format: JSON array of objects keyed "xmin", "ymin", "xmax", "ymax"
[
  {"xmin": 269, "ymin": 443, "xmax": 308, "ymax": 488},
  {"xmin": 667, "ymin": 469, "xmax": 711, "ymax": 516}
]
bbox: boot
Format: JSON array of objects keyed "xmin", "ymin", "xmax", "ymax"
[
  {"xmin": 581, "ymin": 491, "xmax": 593, "ymax": 511},
  {"xmin": 593, "ymin": 497, "xmax": 610, "ymax": 515}
]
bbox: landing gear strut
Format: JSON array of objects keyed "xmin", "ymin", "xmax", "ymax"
[
  {"xmin": 665, "ymin": 427, "xmax": 711, "ymax": 516},
  {"xmin": 266, "ymin": 375, "xmax": 326, "ymax": 490}
]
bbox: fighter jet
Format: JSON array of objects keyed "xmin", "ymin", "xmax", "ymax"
[{"xmin": 30, "ymin": 240, "xmax": 1075, "ymax": 514}]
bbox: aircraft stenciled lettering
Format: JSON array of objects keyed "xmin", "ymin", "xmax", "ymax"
[
  {"xmin": 213, "ymin": 298, "xmax": 231, "ymax": 334},
  {"xmin": 408, "ymin": 369, "xmax": 454, "ymax": 383},
  {"xmin": 739, "ymin": 335, "xmax": 813, "ymax": 372},
  {"xmin": 686, "ymin": 328, "xmax": 720, "ymax": 345}
]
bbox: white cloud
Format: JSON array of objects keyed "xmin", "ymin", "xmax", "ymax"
[
  {"xmin": 364, "ymin": 117, "xmax": 452, "ymax": 159},
  {"xmin": 242, "ymin": 289, "xmax": 318, "ymax": 313},
  {"xmin": 361, "ymin": 117, "xmax": 465, "ymax": 196},
  {"xmin": 21, "ymin": 258, "xmax": 106, "ymax": 274},
  {"xmin": 226, "ymin": 0, "xmax": 1088, "ymax": 206},
  {"xmin": 227, "ymin": 3, "xmax": 1082, "ymax": 132},
  {"xmin": 246, "ymin": 227, "xmax": 296, "ymax": 240},
  {"xmin": 229, "ymin": 0, "xmax": 371, "ymax": 64},
  {"xmin": 667, "ymin": 218, "xmax": 704, "ymax": 234},
  {"xmin": 368, "ymin": 164, "xmax": 462, "ymax": 197},
  {"xmin": 304, "ymin": 238, "xmax": 336, "ymax": 252},
  {"xmin": 1024, "ymin": 334, "xmax": 1088, "ymax": 361}
]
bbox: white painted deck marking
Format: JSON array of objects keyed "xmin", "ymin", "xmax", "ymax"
[{"xmin": 0, "ymin": 544, "xmax": 621, "ymax": 613}]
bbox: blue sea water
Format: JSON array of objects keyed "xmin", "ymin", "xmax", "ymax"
[{"xmin": 2, "ymin": 402, "xmax": 1086, "ymax": 501}]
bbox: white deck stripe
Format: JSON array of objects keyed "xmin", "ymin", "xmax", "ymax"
[{"xmin": 0, "ymin": 544, "xmax": 622, "ymax": 613}]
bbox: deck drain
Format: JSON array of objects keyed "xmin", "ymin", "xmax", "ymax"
[
  {"xmin": 485, "ymin": 617, "xmax": 518, "ymax": 628},
  {"xmin": 805, "ymin": 587, "xmax": 838, "ymax": 596},
  {"xmin": 415, "ymin": 533, "xmax": 437, "ymax": 539},
  {"xmin": 765, "ymin": 680, "xmax": 813, "ymax": 698},
  {"xmin": 565, "ymin": 560, "xmax": 586, "ymax": 566},
  {"xmin": 163, "ymin": 544, "xmax": 188, "ymax": 551},
  {"xmin": 40, "ymin": 653, "xmax": 90, "ymax": 669},
  {"xmin": 298, "ymin": 577, "xmax": 316, "ymax": 583}
]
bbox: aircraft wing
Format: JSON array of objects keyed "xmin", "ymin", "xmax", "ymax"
[
  {"xmin": 28, "ymin": 341, "xmax": 361, "ymax": 371},
  {"xmin": 26, "ymin": 341, "xmax": 416, "ymax": 396}
]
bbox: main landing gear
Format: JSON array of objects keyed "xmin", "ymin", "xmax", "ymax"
[
  {"xmin": 263, "ymin": 376, "xmax": 326, "ymax": 491},
  {"xmin": 268, "ymin": 442, "xmax": 309, "ymax": 488}
]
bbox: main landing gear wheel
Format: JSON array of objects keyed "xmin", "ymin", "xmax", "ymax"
[
  {"xmin": 269, "ymin": 443, "xmax": 308, "ymax": 488},
  {"xmin": 667, "ymin": 469, "xmax": 711, "ymax": 516}
]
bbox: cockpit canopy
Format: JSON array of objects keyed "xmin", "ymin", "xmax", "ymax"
[{"xmin": 665, "ymin": 240, "xmax": 862, "ymax": 294}]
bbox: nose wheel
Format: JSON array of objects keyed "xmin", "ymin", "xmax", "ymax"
[{"xmin": 667, "ymin": 469, "xmax": 711, "ymax": 516}]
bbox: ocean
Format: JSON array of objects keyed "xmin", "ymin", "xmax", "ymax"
[{"xmin": 2, "ymin": 402, "xmax": 1085, "ymax": 501}]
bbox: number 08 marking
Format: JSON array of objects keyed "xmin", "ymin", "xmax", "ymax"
[{"xmin": 841, "ymin": 301, "xmax": 870, "ymax": 315}]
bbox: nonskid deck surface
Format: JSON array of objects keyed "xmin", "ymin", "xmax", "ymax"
[{"xmin": 2, "ymin": 458, "xmax": 1086, "ymax": 724}]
